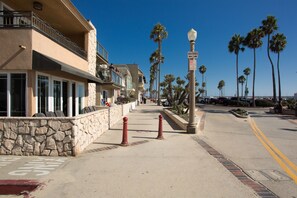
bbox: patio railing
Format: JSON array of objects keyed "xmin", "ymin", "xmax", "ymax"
[
  {"xmin": 0, "ymin": 11, "xmax": 87, "ymax": 59},
  {"xmin": 96, "ymin": 42, "xmax": 109, "ymax": 62}
]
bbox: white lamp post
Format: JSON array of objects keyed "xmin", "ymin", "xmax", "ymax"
[{"xmin": 187, "ymin": 28, "xmax": 198, "ymax": 134}]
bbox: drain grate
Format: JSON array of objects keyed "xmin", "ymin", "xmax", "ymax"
[{"xmin": 0, "ymin": 180, "xmax": 41, "ymax": 196}]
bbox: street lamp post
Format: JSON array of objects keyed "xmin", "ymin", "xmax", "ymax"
[{"xmin": 187, "ymin": 28, "xmax": 198, "ymax": 134}]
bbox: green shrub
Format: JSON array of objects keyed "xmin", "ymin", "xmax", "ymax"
[
  {"xmin": 225, "ymin": 100, "xmax": 250, "ymax": 107},
  {"xmin": 255, "ymin": 99, "xmax": 274, "ymax": 107}
]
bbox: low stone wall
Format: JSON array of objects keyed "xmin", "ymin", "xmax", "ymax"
[
  {"xmin": 122, "ymin": 101, "xmax": 136, "ymax": 116},
  {"xmin": 0, "ymin": 117, "xmax": 75, "ymax": 156},
  {"xmin": 109, "ymin": 105, "xmax": 123, "ymax": 127},
  {"xmin": 0, "ymin": 102, "xmax": 136, "ymax": 156},
  {"xmin": 72, "ymin": 109, "xmax": 109, "ymax": 155}
]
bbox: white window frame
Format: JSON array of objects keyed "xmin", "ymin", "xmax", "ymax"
[
  {"xmin": 36, "ymin": 72, "xmax": 51, "ymax": 114},
  {"xmin": 0, "ymin": 71, "xmax": 28, "ymax": 117},
  {"xmin": 77, "ymin": 83, "xmax": 85, "ymax": 115},
  {"xmin": 52, "ymin": 78, "xmax": 63, "ymax": 112},
  {"xmin": 35, "ymin": 72, "xmax": 86, "ymax": 117}
]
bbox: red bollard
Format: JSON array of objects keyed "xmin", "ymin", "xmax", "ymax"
[
  {"xmin": 156, "ymin": 114, "xmax": 164, "ymax": 140},
  {"xmin": 121, "ymin": 117, "xmax": 129, "ymax": 146}
]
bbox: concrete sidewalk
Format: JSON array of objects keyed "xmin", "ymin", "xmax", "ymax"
[{"xmin": 31, "ymin": 103, "xmax": 258, "ymax": 198}]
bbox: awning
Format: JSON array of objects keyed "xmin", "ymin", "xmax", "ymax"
[{"xmin": 32, "ymin": 51, "xmax": 103, "ymax": 84}]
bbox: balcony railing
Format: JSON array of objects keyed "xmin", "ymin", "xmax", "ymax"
[
  {"xmin": 96, "ymin": 66, "xmax": 122, "ymax": 86},
  {"xmin": 111, "ymin": 70, "xmax": 122, "ymax": 86},
  {"xmin": 0, "ymin": 11, "xmax": 87, "ymax": 59},
  {"xmin": 96, "ymin": 42, "xmax": 108, "ymax": 62}
]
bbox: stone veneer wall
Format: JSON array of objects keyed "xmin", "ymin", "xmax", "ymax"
[
  {"xmin": 72, "ymin": 109, "xmax": 109, "ymax": 155},
  {"xmin": 87, "ymin": 21, "xmax": 97, "ymax": 106},
  {"xmin": 122, "ymin": 102, "xmax": 136, "ymax": 116},
  {"xmin": 0, "ymin": 118, "xmax": 75, "ymax": 156},
  {"xmin": 109, "ymin": 105, "xmax": 123, "ymax": 128},
  {"xmin": 0, "ymin": 102, "xmax": 137, "ymax": 156}
]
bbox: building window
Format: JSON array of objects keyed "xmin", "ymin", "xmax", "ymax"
[
  {"xmin": 37, "ymin": 75, "xmax": 49, "ymax": 113},
  {"xmin": 0, "ymin": 73, "xmax": 26, "ymax": 117},
  {"xmin": 53, "ymin": 80, "xmax": 61, "ymax": 111},
  {"xmin": 0, "ymin": 74, "xmax": 7, "ymax": 116},
  {"xmin": 102, "ymin": 90, "xmax": 108, "ymax": 105},
  {"xmin": 11, "ymin": 74, "xmax": 26, "ymax": 116},
  {"xmin": 78, "ymin": 84, "xmax": 84, "ymax": 114}
]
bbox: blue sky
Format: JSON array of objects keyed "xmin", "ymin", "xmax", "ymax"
[{"xmin": 72, "ymin": 0, "xmax": 297, "ymax": 97}]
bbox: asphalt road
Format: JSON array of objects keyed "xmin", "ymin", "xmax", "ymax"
[{"xmin": 199, "ymin": 104, "xmax": 297, "ymax": 197}]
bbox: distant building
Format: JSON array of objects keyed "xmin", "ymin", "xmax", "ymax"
[
  {"xmin": 114, "ymin": 64, "xmax": 146, "ymax": 104},
  {"xmin": 294, "ymin": 93, "xmax": 297, "ymax": 100}
]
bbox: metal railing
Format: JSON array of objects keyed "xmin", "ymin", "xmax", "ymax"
[
  {"xmin": 111, "ymin": 70, "xmax": 122, "ymax": 86},
  {"xmin": 96, "ymin": 67, "xmax": 122, "ymax": 86},
  {"xmin": 0, "ymin": 11, "xmax": 87, "ymax": 59},
  {"xmin": 96, "ymin": 42, "xmax": 108, "ymax": 62}
]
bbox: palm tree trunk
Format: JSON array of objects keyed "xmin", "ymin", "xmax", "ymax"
[
  {"xmin": 267, "ymin": 34, "xmax": 277, "ymax": 103},
  {"xmin": 157, "ymin": 40, "xmax": 162, "ymax": 106},
  {"xmin": 236, "ymin": 54, "xmax": 239, "ymax": 104},
  {"xmin": 241, "ymin": 83, "xmax": 243, "ymax": 98},
  {"xmin": 277, "ymin": 52, "xmax": 282, "ymax": 113},
  {"xmin": 245, "ymin": 75, "xmax": 248, "ymax": 98},
  {"xmin": 252, "ymin": 48, "xmax": 256, "ymax": 107}
]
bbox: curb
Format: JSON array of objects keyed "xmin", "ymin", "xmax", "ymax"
[
  {"xmin": 229, "ymin": 110, "xmax": 249, "ymax": 118},
  {"xmin": 163, "ymin": 108, "xmax": 200, "ymax": 131}
]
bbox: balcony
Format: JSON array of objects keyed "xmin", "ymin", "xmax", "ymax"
[
  {"xmin": 0, "ymin": 11, "xmax": 87, "ymax": 59},
  {"xmin": 96, "ymin": 42, "xmax": 109, "ymax": 62},
  {"xmin": 96, "ymin": 66, "xmax": 122, "ymax": 87}
]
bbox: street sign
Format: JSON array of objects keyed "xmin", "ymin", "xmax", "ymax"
[
  {"xmin": 187, "ymin": 51, "xmax": 198, "ymax": 59},
  {"xmin": 189, "ymin": 59, "xmax": 197, "ymax": 70}
]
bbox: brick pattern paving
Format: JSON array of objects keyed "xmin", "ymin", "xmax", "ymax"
[{"xmin": 193, "ymin": 137, "xmax": 279, "ymax": 198}]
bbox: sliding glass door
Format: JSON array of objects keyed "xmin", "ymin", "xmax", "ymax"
[
  {"xmin": 11, "ymin": 74, "xmax": 26, "ymax": 116},
  {"xmin": 53, "ymin": 80, "xmax": 62, "ymax": 111},
  {"xmin": 0, "ymin": 74, "xmax": 7, "ymax": 116},
  {"xmin": 37, "ymin": 75, "xmax": 49, "ymax": 114},
  {"xmin": 0, "ymin": 73, "xmax": 26, "ymax": 117}
]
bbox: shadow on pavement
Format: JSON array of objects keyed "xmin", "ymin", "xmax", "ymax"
[
  {"xmin": 202, "ymin": 109, "xmax": 230, "ymax": 114},
  {"xmin": 160, "ymin": 111, "xmax": 185, "ymax": 130},
  {"xmin": 279, "ymin": 128, "xmax": 297, "ymax": 132},
  {"xmin": 91, "ymin": 142, "xmax": 120, "ymax": 146},
  {"xmin": 132, "ymin": 136, "xmax": 157, "ymax": 140}
]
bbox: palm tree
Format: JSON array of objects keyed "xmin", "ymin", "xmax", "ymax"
[
  {"xmin": 149, "ymin": 50, "xmax": 164, "ymax": 98},
  {"xmin": 228, "ymin": 34, "xmax": 245, "ymax": 104},
  {"xmin": 150, "ymin": 23, "xmax": 168, "ymax": 105},
  {"xmin": 261, "ymin": 16, "xmax": 278, "ymax": 103},
  {"xmin": 243, "ymin": 67, "xmax": 251, "ymax": 98},
  {"xmin": 238, "ymin": 75, "xmax": 246, "ymax": 98},
  {"xmin": 218, "ymin": 80, "xmax": 225, "ymax": 96},
  {"xmin": 199, "ymin": 65, "xmax": 207, "ymax": 97},
  {"xmin": 244, "ymin": 28, "xmax": 264, "ymax": 107},
  {"xmin": 270, "ymin": 33, "xmax": 287, "ymax": 113}
]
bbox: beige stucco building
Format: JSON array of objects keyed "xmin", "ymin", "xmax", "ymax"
[{"xmin": 0, "ymin": 0, "xmax": 107, "ymax": 117}]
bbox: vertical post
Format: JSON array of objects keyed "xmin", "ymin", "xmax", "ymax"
[
  {"xmin": 121, "ymin": 117, "xmax": 129, "ymax": 146},
  {"xmin": 187, "ymin": 38, "xmax": 197, "ymax": 134},
  {"xmin": 157, "ymin": 114, "xmax": 164, "ymax": 140}
]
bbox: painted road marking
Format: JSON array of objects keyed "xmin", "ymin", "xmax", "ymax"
[
  {"xmin": 249, "ymin": 117, "xmax": 297, "ymax": 184},
  {"xmin": 0, "ymin": 157, "xmax": 21, "ymax": 169},
  {"xmin": 8, "ymin": 158, "xmax": 66, "ymax": 177}
]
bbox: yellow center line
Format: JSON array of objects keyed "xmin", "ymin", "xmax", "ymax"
[{"xmin": 248, "ymin": 117, "xmax": 297, "ymax": 184}]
